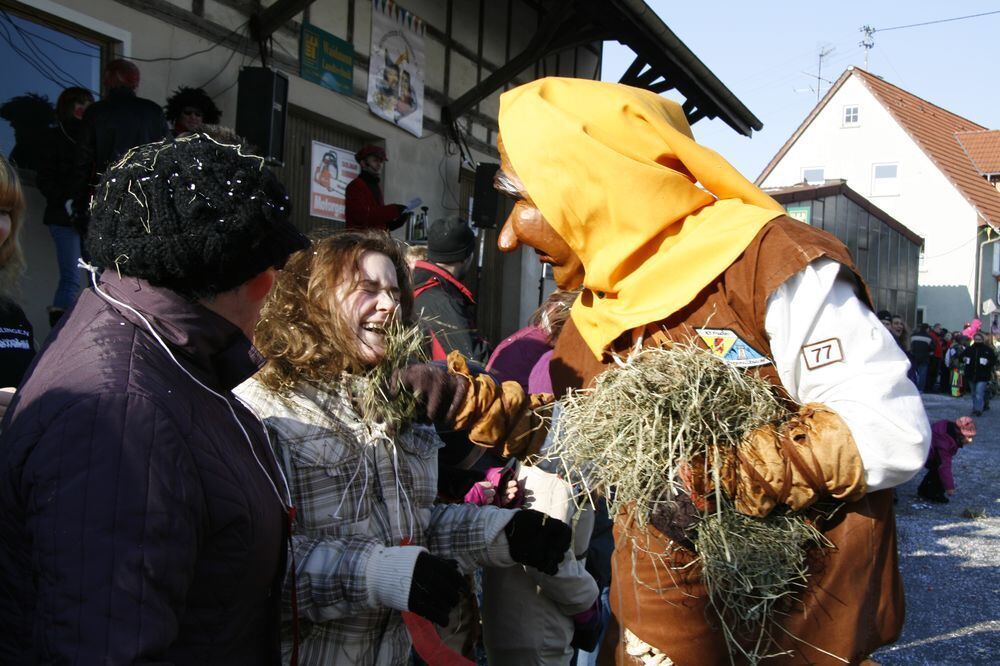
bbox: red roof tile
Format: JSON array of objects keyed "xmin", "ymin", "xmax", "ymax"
[{"xmin": 956, "ymin": 130, "xmax": 1000, "ymax": 175}]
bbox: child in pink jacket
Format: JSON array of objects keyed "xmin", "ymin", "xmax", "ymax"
[{"xmin": 917, "ymin": 417, "xmax": 976, "ymax": 503}]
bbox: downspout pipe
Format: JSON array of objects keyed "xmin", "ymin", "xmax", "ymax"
[{"xmin": 974, "ymin": 225, "xmax": 1000, "ymax": 323}]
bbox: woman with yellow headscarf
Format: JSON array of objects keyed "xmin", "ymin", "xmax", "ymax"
[{"xmin": 483, "ymin": 78, "xmax": 930, "ymax": 665}]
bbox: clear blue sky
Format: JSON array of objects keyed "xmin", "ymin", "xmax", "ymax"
[{"xmin": 602, "ymin": 1, "xmax": 1000, "ymax": 181}]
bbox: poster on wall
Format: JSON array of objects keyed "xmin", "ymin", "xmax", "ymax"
[
  {"xmin": 300, "ymin": 23, "xmax": 354, "ymax": 95},
  {"xmin": 366, "ymin": 0, "xmax": 425, "ymax": 137},
  {"xmin": 309, "ymin": 140, "xmax": 359, "ymax": 221}
]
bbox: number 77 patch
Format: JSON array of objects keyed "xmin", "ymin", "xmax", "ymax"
[{"xmin": 801, "ymin": 338, "xmax": 844, "ymax": 370}]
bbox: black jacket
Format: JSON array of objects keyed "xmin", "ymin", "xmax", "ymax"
[
  {"xmin": 72, "ymin": 87, "xmax": 167, "ymax": 217},
  {"xmin": 0, "ymin": 273, "xmax": 288, "ymax": 664},
  {"xmin": 0, "ymin": 299, "xmax": 35, "ymax": 387},
  {"xmin": 412, "ymin": 260, "xmax": 491, "ymax": 364},
  {"xmin": 909, "ymin": 332, "xmax": 933, "ymax": 364},
  {"xmin": 962, "ymin": 342, "xmax": 996, "ymax": 383},
  {"xmin": 35, "ymin": 120, "xmax": 83, "ymax": 226}
]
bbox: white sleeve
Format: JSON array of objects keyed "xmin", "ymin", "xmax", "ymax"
[{"xmin": 764, "ymin": 258, "xmax": 931, "ymax": 491}]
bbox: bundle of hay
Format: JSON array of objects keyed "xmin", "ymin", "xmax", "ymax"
[
  {"xmin": 356, "ymin": 319, "xmax": 428, "ymax": 427},
  {"xmin": 545, "ymin": 344, "xmax": 829, "ymax": 664}
]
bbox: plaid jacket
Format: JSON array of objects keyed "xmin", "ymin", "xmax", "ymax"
[{"xmin": 236, "ymin": 377, "xmax": 515, "ymax": 666}]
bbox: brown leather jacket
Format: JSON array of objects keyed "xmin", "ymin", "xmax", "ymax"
[{"xmin": 549, "ymin": 218, "xmax": 903, "ymax": 665}]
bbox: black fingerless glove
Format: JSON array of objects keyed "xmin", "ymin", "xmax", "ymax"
[
  {"xmin": 504, "ymin": 508, "xmax": 571, "ymax": 575},
  {"xmin": 407, "ymin": 552, "xmax": 464, "ymax": 626}
]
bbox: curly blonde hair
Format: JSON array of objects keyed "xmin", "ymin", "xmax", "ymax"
[
  {"xmin": 0, "ymin": 155, "xmax": 25, "ymax": 299},
  {"xmin": 254, "ymin": 230, "xmax": 414, "ymax": 393}
]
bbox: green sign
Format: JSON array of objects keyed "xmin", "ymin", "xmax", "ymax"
[
  {"xmin": 300, "ymin": 23, "xmax": 353, "ymax": 95},
  {"xmin": 785, "ymin": 203, "xmax": 811, "ymax": 225}
]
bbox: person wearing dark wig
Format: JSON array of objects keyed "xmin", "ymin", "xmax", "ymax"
[
  {"xmin": 165, "ymin": 86, "xmax": 222, "ymax": 136},
  {"xmin": 70, "ymin": 59, "xmax": 167, "ymax": 235},
  {"xmin": 0, "ymin": 134, "xmax": 310, "ymax": 664},
  {"xmin": 344, "ymin": 144, "xmax": 408, "ymax": 231},
  {"xmin": 36, "ymin": 86, "xmax": 94, "ymax": 325},
  {"xmin": 0, "ymin": 93, "xmax": 54, "ymax": 172}
]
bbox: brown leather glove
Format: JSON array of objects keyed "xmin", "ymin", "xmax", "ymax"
[
  {"xmin": 445, "ymin": 351, "xmax": 553, "ymax": 457},
  {"xmin": 724, "ymin": 403, "xmax": 867, "ymax": 517}
]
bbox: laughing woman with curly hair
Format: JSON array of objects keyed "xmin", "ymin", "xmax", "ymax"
[{"xmin": 235, "ymin": 230, "xmax": 570, "ymax": 665}]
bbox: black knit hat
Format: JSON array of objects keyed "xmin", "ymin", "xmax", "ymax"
[
  {"xmin": 427, "ymin": 217, "xmax": 475, "ymax": 263},
  {"xmin": 86, "ymin": 134, "xmax": 309, "ymax": 298}
]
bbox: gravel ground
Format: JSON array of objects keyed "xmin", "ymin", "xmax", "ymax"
[{"xmin": 872, "ymin": 392, "xmax": 1000, "ymax": 665}]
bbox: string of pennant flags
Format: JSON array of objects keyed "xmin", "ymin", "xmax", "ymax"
[{"xmin": 373, "ymin": 0, "xmax": 426, "ymax": 35}]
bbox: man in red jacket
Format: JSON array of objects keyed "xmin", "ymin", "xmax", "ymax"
[{"xmin": 345, "ymin": 144, "xmax": 408, "ymax": 231}]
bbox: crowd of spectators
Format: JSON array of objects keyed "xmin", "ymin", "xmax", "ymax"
[{"xmin": 878, "ymin": 310, "xmax": 997, "ymax": 413}]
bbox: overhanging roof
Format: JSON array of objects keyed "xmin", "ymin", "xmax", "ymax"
[{"xmin": 443, "ymin": 0, "xmax": 763, "ymax": 137}]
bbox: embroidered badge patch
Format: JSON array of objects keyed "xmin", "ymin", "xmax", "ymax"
[
  {"xmin": 695, "ymin": 328, "xmax": 772, "ymax": 368},
  {"xmin": 801, "ymin": 338, "xmax": 844, "ymax": 370}
]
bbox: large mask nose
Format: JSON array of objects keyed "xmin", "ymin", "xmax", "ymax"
[{"xmin": 497, "ymin": 217, "xmax": 520, "ymax": 252}]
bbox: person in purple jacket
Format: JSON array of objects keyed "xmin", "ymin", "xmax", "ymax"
[
  {"xmin": 917, "ymin": 416, "xmax": 977, "ymax": 503},
  {"xmin": 487, "ymin": 288, "xmax": 577, "ymax": 393},
  {"xmin": 0, "ymin": 134, "xmax": 309, "ymax": 664}
]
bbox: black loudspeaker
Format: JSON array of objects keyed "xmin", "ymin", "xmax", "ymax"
[
  {"xmin": 472, "ymin": 162, "xmax": 501, "ymax": 228},
  {"xmin": 235, "ymin": 67, "xmax": 288, "ymax": 166}
]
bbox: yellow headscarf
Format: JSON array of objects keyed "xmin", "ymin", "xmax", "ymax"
[{"xmin": 498, "ymin": 78, "xmax": 785, "ymax": 359}]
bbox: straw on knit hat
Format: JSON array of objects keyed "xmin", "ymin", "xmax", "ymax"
[{"xmin": 86, "ymin": 133, "xmax": 309, "ymax": 298}]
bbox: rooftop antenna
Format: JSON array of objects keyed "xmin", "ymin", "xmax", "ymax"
[
  {"xmin": 859, "ymin": 25, "xmax": 875, "ymax": 70},
  {"xmin": 814, "ymin": 45, "xmax": 835, "ymax": 101}
]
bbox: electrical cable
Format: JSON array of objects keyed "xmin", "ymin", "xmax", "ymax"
[
  {"xmin": 0, "ymin": 18, "xmax": 81, "ymax": 91},
  {"xmin": 4, "ymin": 12, "xmax": 89, "ymax": 90},
  {"xmin": 0, "ymin": 9, "xmax": 99, "ymax": 58},
  {"xmin": 1, "ymin": 7, "xmax": 246, "ymax": 66},
  {"xmin": 210, "ymin": 32, "xmax": 254, "ymax": 100},
  {"xmin": 125, "ymin": 21, "xmax": 250, "ymax": 62},
  {"xmin": 196, "ymin": 25, "xmax": 250, "ymax": 92},
  {"xmin": 874, "ymin": 10, "xmax": 1000, "ymax": 33},
  {"xmin": 0, "ymin": 17, "xmax": 72, "ymax": 87}
]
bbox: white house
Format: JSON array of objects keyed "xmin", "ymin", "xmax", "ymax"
[{"xmin": 757, "ymin": 66, "xmax": 1000, "ymax": 331}]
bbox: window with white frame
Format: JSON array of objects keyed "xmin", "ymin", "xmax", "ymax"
[
  {"xmin": 802, "ymin": 167, "xmax": 824, "ymax": 184},
  {"xmin": 871, "ymin": 163, "xmax": 899, "ymax": 196},
  {"xmin": 843, "ymin": 105, "xmax": 860, "ymax": 127}
]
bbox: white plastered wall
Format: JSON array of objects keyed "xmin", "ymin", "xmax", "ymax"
[{"xmin": 760, "ymin": 72, "xmax": 980, "ymax": 329}]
